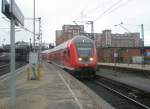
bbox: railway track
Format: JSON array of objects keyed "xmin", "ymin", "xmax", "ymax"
[
  {"xmin": 0, "ymin": 61, "xmax": 27, "ymax": 76},
  {"xmin": 79, "ymin": 76, "xmax": 150, "ymax": 109},
  {"xmin": 0, "ymin": 63, "xmax": 10, "ymax": 69},
  {"xmin": 0, "ymin": 63, "xmax": 10, "ymax": 76}
]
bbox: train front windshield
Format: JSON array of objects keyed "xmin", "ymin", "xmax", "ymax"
[{"xmin": 76, "ymin": 42, "xmax": 93, "ymax": 57}]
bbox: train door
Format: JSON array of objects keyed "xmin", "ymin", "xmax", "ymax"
[
  {"xmin": 63, "ymin": 48, "xmax": 70, "ymax": 66},
  {"xmin": 67, "ymin": 48, "xmax": 70, "ymax": 62},
  {"xmin": 60, "ymin": 50, "xmax": 64, "ymax": 65}
]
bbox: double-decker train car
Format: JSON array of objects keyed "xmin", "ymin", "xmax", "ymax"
[
  {"xmin": 42, "ymin": 35, "xmax": 97, "ymax": 77},
  {"xmin": 41, "ymin": 49, "xmax": 51, "ymax": 62}
]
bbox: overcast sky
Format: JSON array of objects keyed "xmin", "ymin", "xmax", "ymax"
[{"xmin": 0, "ymin": 0, "xmax": 150, "ymax": 46}]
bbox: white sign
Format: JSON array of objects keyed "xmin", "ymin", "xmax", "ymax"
[
  {"xmin": 114, "ymin": 53, "xmax": 118, "ymax": 58},
  {"xmin": 1, "ymin": 0, "xmax": 24, "ymax": 26},
  {"xmin": 9, "ymin": 0, "xmax": 24, "ymax": 26},
  {"xmin": 29, "ymin": 52, "xmax": 38, "ymax": 65},
  {"xmin": 2, "ymin": 0, "xmax": 10, "ymax": 18}
]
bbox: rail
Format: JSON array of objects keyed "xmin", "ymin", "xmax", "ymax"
[
  {"xmin": 0, "ymin": 64, "xmax": 10, "ymax": 69},
  {"xmin": 94, "ymin": 76, "xmax": 150, "ymax": 109}
]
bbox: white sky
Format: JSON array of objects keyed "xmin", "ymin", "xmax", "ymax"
[{"xmin": 0, "ymin": 0, "xmax": 150, "ymax": 46}]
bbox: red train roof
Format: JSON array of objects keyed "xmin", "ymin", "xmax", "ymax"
[{"xmin": 42, "ymin": 35, "xmax": 93, "ymax": 53}]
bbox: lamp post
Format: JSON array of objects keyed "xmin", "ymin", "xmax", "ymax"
[
  {"xmin": 38, "ymin": 17, "xmax": 42, "ymax": 64},
  {"xmin": 33, "ymin": 0, "xmax": 35, "ymax": 52},
  {"xmin": 86, "ymin": 21, "xmax": 94, "ymax": 39},
  {"xmin": 73, "ymin": 20, "xmax": 95, "ymax": 39},
  {"xmin": 115, "ymin": 22, "xmax": 131, "ymax": 33},
  {"xmin": 141, "ymin": 24, "xmax": 145, "ymax": 67},
  {"xmin": 2, "ymin": 38, "xmax": 6, "ymax": 47},
  {"xmin": 25, "ymin": 17, "xmax": 42, "ymax": 56},
  {"xmin": 115, "ymin": 22, "xmax": 131, "ymax": 66},
  {"xmin": 115, "ymin": 23, "xmax": 145, "ymax": 67}
]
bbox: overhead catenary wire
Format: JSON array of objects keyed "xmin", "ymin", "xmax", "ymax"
[
  {"xmin": 73, "ymin": 0, "xmax": 123, "ymax": 22},
  {"xmin": 74, "ymin": 0, "xmax": 118, "ymax": 21},
  {"xmin": 74, "ymin": 0, "xmax": 133, "ymax": 28},
  {"xmin": 0, "ymin": 26, "xmax": 38, "ymax": 36},
  {"xmin": 73, "ymin": 0, "xmax": 131, "ymax": 34},
  {"xmin": 21, "ymin": 26, "xmax": 38, "ymax": 36},
  {"xmin": 0, "ymin": 17, "xmax": 39, "ymax": 36},
  {"xmin": 94, "ymin": 0, "xmax": 132, "ymax": 22},
  {"xmin": 94, "ymin": 0, "xmax": 125, "ymax": 21},
  {"xmin": 88, "ymin": 0, "xmax": 122, "ymax": 18},
  {"xmin": 74, "ymin": 2, "xmax": 103, "ymax": 21}
]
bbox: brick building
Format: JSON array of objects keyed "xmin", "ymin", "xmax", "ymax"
[
  {"xmin": 55, "ymin": 25, "xmax": 142, "ymax": 47},
  {"xmin": 97, "ymin": 47, "xmax": 142, "ymax": 63},
  {"xmin": 97, "ymin": 47, "xmax": 150, "ymax": 64},
  {"xmin": 95, "ymin": 30, "xmax": 142, "ymax": 47},
  {"xmin": 55, "ymin": 25, "xmax": 84, "ymax": 46}
]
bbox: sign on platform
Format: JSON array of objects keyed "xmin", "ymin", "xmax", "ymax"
[
  {"xmin": 29, "ymin": 52, "xmax": 38, "ymax": 80},
  {"xmin": 114, "ymin": 53, "xmax": 118, "ymax": 58},
  {"xmin": 2, "ymin": 0, "xmax": 10, "ymax": 19},
  {"xmin": 29, "ymin": 52, "xmax": 38, "ymax": 65},
  {"xmin": 9, "ymin": 0, "xmax": 24, "ymax": 26},
  {"xmin": 1, "ymin": 0, "xmax": 24, "ymax": 26}
]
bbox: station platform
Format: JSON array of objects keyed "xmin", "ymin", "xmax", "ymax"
[
  {"xmin": 0, "ymin": 62, "xmax": 114, "ymax": 109},
  {"xmin": 98, "ymin": 62, "xmax": 150, "ymax": 71},
  {"xmin": 97, "ymin": 68, "xmax": 150, "ymax": 93}
]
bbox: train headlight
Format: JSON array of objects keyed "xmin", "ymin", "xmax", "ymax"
[
  {"xmin": 78, "ymin": 57, "xmax": 82, "ymax": 61},
  {"xmin": 89, "ymin": 57, "xmax": 93, "ymax": 61}
]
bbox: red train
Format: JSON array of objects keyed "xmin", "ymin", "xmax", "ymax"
[{"xmin": 42, "ymin": 35, "xmax": 97, "ymax": 77}]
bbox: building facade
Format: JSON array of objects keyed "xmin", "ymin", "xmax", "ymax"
[
  {"xmin": 55, "ymin": 25, "xmax": 84, "ymax": 45},
  {"xmin": 95, "ymin": 30, "xmax": 142, "ymax": 47},
  {"xmin": 56, "ymin": 25, "xmax": 142, "ymax": 47}
]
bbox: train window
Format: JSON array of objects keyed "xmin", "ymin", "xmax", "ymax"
[
  {"xmin": 76, "ymin": 43, "xmax": 93, "ymax": 48},
  {"xmin": 76, "ymin": 42, "xmax": 93, "ymax": 57}
]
